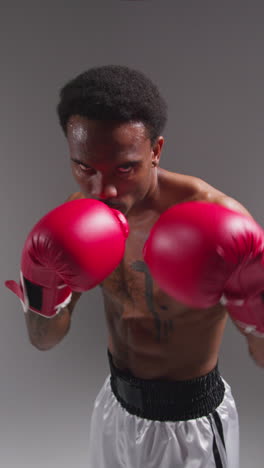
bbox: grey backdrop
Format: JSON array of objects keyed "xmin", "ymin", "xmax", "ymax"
[{"xmin": 1, "ymin": 1, "xmax": 263, "ymax": 467}]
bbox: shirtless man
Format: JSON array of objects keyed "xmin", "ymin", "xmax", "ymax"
[{"xmin": 6, "ymin": 65, "xmax": 264, "ymax": 467}]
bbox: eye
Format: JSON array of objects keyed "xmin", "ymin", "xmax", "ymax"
[
  {"xmin": 117, "ymin": 164, "xmax": 134, "ymax": 174},
  {"xmin": 79, "ymin": 163, "xmax": 89, "ymax": 171},
  {"xmin": 74, "ymin": 162, "xmax": 96, "ymax": 177},
  {"xmin": 76, "ymin": 162, "xmax": 93, "ymax": 173}
]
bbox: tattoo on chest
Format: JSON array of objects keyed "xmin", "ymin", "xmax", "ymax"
[{"xmin": 131, "ymin": 260, "xmax": 173, "ymax": 342}]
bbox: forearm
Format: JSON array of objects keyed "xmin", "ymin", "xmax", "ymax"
[
  {"xmin": 25, "ymin": 290, "xmax": 82, "ymax": 350},
  {"xmin": 25, "ymin": 307, "xmax": 71, "ymax": 351}
]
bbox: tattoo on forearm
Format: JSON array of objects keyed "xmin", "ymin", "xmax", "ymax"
[
  {"xmin": 131, "ymin": 260, "xmax": 173, "ymax": 342},
  {"xmin": 27, "ymin": 308, "xmax": 67, "ymax": 338},
  {"xmin": 27, "ymin": 312, "xmax": 50, "ymax": 340}
]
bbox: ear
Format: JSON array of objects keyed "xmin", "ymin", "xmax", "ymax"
[{"xmin": 151, "ymin": 136, "xmax": 164, "ymax": 167}]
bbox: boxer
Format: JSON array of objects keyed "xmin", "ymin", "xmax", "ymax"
[{"xmin": 6, "ymin": 65, "xmax": 264, "ymax": 467}]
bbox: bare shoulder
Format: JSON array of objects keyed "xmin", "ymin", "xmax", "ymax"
[
  {"xmin": 192, "ymin": 179, "xmax": 252, "ymax": 217},
  {"xmin": 64, "ymin": 191, "xmax": 86, "ymax": 203},
  {"xmin": 158, "ymin": 169, "xmax": 208, "ymax": 203},
  {"xmin": 159, "ymin": 169, "xmax": 252, "ymax": 217}
]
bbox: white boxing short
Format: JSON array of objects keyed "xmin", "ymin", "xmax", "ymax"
[{"xmin": 87, "ymin": 350, "xmax": 239, "ymax": 467}]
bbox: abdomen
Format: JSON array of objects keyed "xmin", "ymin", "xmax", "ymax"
[{"xmin": 103, "ymin": 288, "xmax": 228, "ymax": 380}]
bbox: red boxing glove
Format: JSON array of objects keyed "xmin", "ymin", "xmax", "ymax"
[
  {"xmin": 5, "ymin": 199, "xmax": 129, "ymax": 318},
  {"xmin": 143, "ymin": 201, "xmax": 264, "ymax": 337}
]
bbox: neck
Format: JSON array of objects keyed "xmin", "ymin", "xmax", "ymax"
[{"xmin": 128, "ymin": 168, "xmax": 161, "ymax": 219}]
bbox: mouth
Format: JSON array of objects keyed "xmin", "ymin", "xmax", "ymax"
[{"xmin": 100, "ymin": 200, "xmax": 125, "ymax": 211}]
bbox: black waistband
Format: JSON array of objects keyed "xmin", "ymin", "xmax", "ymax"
[{"xmin": 108, "ymin": 349, "xmax": 225, "ymax": 422}]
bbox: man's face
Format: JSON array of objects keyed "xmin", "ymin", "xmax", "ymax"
[{"xmin": 66, "ymin": 116, "xmax": 163, "ymax": 216}]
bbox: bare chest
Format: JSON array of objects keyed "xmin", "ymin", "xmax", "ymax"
[
  {"xmin": 101, "ymin": 222, "xmax": 191, "ymax": 341},
  {"xmin": 100, "ymin": 216, "xmax": 226, "ymax": 379}
]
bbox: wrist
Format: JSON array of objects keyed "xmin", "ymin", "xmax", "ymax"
[
  {"xmin": 7, "ymin": 271, "xmax": 73, "ymax": 318},
  {"xmin": 234, "ymin": 320, "xmax": 264, "ymax": 338},
  {"xmin": 25, "ymin": 295, "xmax": 72, "ymax": 318},
  {"xmin": 221, "ymin": 293, "xmax": 264, "ymax": 338},
  {"xmin": 22, "ymin": 273, "xmax": 72, "ymax": 318}
]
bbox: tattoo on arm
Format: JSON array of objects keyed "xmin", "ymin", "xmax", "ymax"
[
  {"xmin": 27, "ymin": 311, "xmax": 50, "ymax": 340},
  {"xmin": 26, "ymin": 307, "xmax": 68, "ymax": 341}
]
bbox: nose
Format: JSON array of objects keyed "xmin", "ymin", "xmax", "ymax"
[{"xmin": 91, "ymin": 173, "xmax": 118, "ymax": 200}]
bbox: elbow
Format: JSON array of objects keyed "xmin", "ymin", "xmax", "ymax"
[
  {"xmin": 28, "ymin": 332, "xmax": 68, "ymax": 351},
  {"xmin": 29, "ymin": 338, "xmax": 57, "ymax": 351}
]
